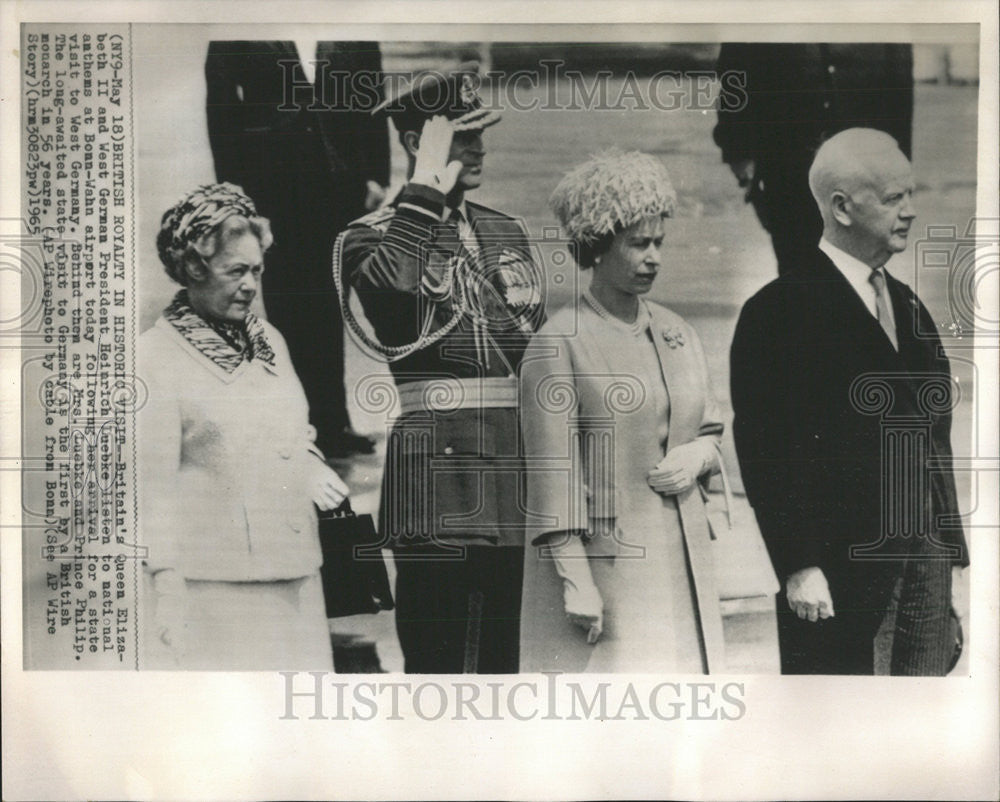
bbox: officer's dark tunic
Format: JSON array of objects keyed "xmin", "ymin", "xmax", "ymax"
[{"xmin": 340, "ymin": 183, "xmax": 544, "ymax": 673}]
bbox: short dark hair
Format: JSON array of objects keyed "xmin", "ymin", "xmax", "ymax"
[{"xmin": 571, "ymin": 230, "xmax": 617, "ymax": 270}]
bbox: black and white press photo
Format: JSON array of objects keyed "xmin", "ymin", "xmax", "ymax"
[{"xmin": 3, "ymin": 3, "xmax": 998, "ymax": 800}]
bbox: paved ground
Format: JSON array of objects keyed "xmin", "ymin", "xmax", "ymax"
[{"xmin": 131, "ymin": 37, "xmax": 978, "ymax": 673}]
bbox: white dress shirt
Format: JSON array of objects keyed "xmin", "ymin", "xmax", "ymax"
[
  {"xmin": 819, "ymin": 237, "xmax": 897, "ymax": 333},
  {"xmin": 446, "ymin": 201, "xmax": 481, "ymax": 255}
]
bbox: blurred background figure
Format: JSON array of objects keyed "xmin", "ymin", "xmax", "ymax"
[
  {"xmin": 206, "ymin": 40, "xmax": 390, "ymax": 457},
  {"xmin": 140, "ymin": 183, "xmax": 349, "ymax": 669},
  {"xmin": 712, "ymin": 43, "xmax": 914, "ymax": 276}
]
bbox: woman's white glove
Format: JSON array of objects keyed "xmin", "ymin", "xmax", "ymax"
[
  {"xmin": 545, "ymin": 532, "xmax": 603, "ymax": 644},
  {"xmin": 312, "ymin": 460, "xmax": 349, "ymax": 511},
  {"xmin": 647, "ymin": 439, "xmax": 718, "ymax": 496},
  {"xmin": 410, "ymin": 115, "xmax": 464, "ymax": 194}
]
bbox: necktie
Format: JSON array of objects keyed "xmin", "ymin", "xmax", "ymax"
[
  {"xmin": 447, "ymin": 208, "xmax": 480, "ymax": 256},
  {"xmin": 869, "ymin": 269, "xmax": 898, "ymax": 351},
  {"xmin": 444, "ymin": 210, "xmax": 514, "ymax": 374}
]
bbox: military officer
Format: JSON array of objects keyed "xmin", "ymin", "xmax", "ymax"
[{"xmin": 337, "ymin": 63, "xmax": 544, "ymax": 673}]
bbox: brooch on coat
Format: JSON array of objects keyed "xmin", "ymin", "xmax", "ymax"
[{"xmin": 661, "ymin": 326, "xmax": 686, "ymax": 348}]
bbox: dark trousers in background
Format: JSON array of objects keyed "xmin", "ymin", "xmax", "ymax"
[
  {"xmin": 259, "ymin": 148, "xmax": 357, "ymax": 453},
  {"xmin": 749, "ymin": 160, "xmax": 825, "ymax": 277},
  {"xmin": 264, "ymin": 248, "xmax": 350, "ymax": 450},
  {"xmin": 393, "ymin": 544, "xmax": 524, "ymax": 674}
]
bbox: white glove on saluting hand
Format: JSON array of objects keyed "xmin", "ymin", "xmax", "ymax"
[
  {"xmin": 647, "ymin": 439, "xmax": 717, "ymax": 496},
  {"xmin": 410, "ymin": 115, "xmax": 464, "ymax": 195},
  {"xmin": 544, "ymin": 532, "xmax": 603, "ymax": 644}
]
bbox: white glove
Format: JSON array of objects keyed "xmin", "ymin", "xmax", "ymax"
[
  {"xmin": 647, "ymin": 439, "xmax": 717, "ymax": 496},
  {"xmin": 152, "ymin": 569, "xmax": 187, "ymax": 657},
  {"xmin": 544, "ymin": 532, "xmax": 603, "ymax": 644},
  {"xmin": 410, "ymin": 115, "xmax": 464, "ymax": 194},
  {"xmin": 311, "ymin": 459, "xmax": 349, "ymax": 511},
  {"xmin": 786, "ymin": 566, "xmax": 836, "ymax": 622}
]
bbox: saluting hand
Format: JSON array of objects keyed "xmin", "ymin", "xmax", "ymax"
[{"xmin": 411, "ymin": 115, "xmax": 464, "ymax": 195}]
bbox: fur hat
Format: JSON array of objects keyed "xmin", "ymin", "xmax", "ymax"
[{"xmin": 549, "ymin": 149, "xmax": 676, "ymax": 246}]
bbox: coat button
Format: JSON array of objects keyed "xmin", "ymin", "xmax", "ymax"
[
  {"xmin": 289, "ymin": 517, "xmax": 304, "ymax": 533},
  {"xmin": 827, "ymin": 64, "xmax": 836, "ymax": 74},
  {"xmin": 443, "ymin": 446, "xmax": 454, "ymax": 455},
  {"xmin": 278, "ymin": 446, "xmax": 292, "ymax": 459}
]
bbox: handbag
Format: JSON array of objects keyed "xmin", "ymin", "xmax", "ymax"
[
  {"xmin": 318, "ymin": 499, "xmax": 394, "ymax": 618},
  {"xmin": 703, "ymin": 446, "xmax": 780, "ymax": 601}
]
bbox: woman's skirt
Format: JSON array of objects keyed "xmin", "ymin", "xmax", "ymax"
[
  {"xmin": 143, "ymin": 571, "xmax": 333, "ymax": 670},
  {"xmin": 520, "ymin": 495, "xmax": 723, "ymax": 674}
]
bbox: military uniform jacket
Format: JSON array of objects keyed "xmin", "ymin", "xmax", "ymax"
[{"xmin": 340, "ymin": 183, "xmax": 545, "ymax": 547}]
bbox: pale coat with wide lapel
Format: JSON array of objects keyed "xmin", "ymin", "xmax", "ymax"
[{"xmin": 520, "ymin": 298, "xmax": 726, "ymax": 672}]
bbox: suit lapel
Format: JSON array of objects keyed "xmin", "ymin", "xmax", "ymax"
[
  {"xmin": 812, "ymin": 252, "xmax": 908, "ymax": 369},
  {"xmin": 814, "ymin": 253, "xmax": 937, "ymax": 413},
  {"xmin": 886, "ymin": 271, "xmax": 928, "ymax": 369}
]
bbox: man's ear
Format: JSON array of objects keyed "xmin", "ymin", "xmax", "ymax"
[
  {"xmin": 402, "ymin": 130, "xmax": 421, "ymax": 159},
  {"xmin": 830, "ymin": 190, "xmax": 852, "ymax": 228}
]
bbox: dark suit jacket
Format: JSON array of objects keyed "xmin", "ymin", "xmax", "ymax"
[
  {"xmin": 339, "ymin": 184, "xmax": 545, "ymax": 547},
  {"xmin": 205, "ymin": 40, "xmax": 389, "ymax": 229},
  {"xmin": 713, "ymin": 43, "xmax": 914, "ymax": 174},
  {"xmin": 730, "ymin": 250, "xmax": 967, "ymax": 613}
]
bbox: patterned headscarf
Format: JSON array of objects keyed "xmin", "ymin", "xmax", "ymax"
[
  {"xmin": 549, "ymin": 149, "xmax": 676, "ymax": 246},
  {"xmin": 156, "ymin": 182, "xmax": 261, "ymax": 283}
]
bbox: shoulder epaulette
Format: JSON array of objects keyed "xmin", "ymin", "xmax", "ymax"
[{"xmin": 349, "ymin": 205, "xmax": 397, "ymax": 233}]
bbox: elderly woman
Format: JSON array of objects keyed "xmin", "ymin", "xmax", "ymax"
[
  {"xmin": 139, "ymin": 183, "xmax": 348, "ymax": 669},
  {"xmin": 519, "ymin": 150, "xmax": 727, "ymax": 673}
]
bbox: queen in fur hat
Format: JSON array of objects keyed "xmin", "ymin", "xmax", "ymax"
[{"xmin": 549, "ymin": 148, "xmax": 677, "ymax": 270}]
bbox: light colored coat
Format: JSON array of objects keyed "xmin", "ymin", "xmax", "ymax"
[
  {"xmin": 138, "ymin": 316, "xmax": 323, "ymax": 581},
  {"xmin": 519, "ymin": 298, "xmax": 726, "ymax": 673}
]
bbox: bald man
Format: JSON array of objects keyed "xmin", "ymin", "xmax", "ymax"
[{"xmin": 730, "ymin": 128, "xmax": 968, "ymax": 675}]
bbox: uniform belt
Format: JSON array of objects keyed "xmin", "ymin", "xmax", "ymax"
[{"xmin": 397, "ymin": 377, "xmax": 518, "ymax": 415}]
